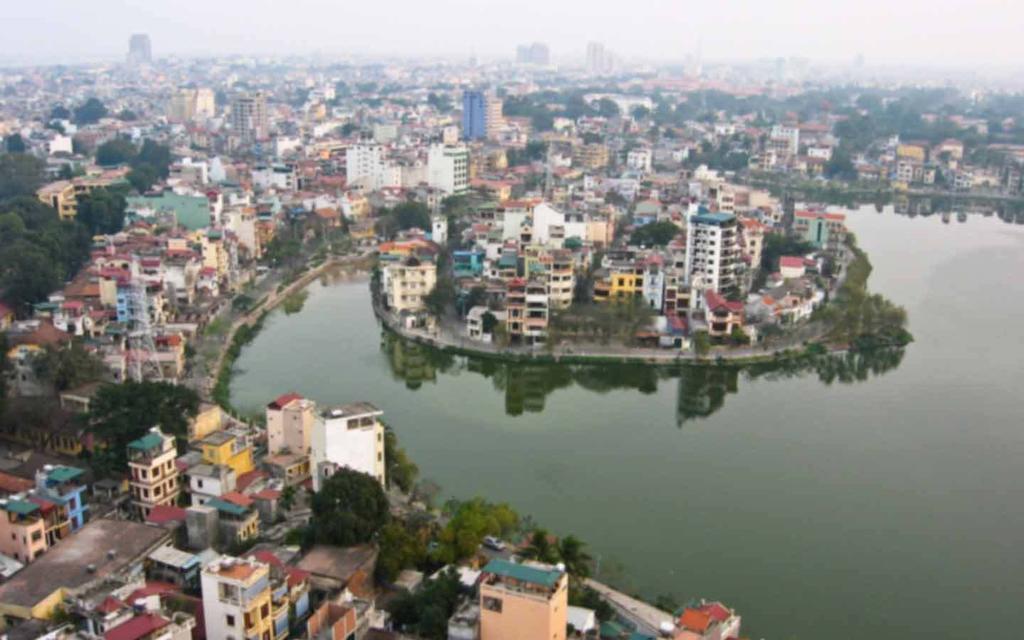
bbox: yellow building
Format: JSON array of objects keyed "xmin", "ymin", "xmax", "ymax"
[
  {"xmin": 480, "ymin": 559, "xmax": 568, "ymax": 640},
  {"xmin": 201, "ymin": 557, "xmax": 275, "ymax": 640},
  {"xmin": 127, "ymin": 428, "xmax": 181, "ymax": 519},
  {"xmin": 896, "ymin": 144, "xmax": 927, "ymax": 162},
  {"xmin": 190, "ymin": 402, "xmax": 226, "ymax": 441},
  {"xmin": 572, "ymin": 143, "xmax": 609, "ymax": 170},
  {"xmin": 37, "ymin": 181, "xmax": 78, "ymax": 219},
  {"xmin": 201, "ymin": 431, "xmax": 255, "ymax": 477}
]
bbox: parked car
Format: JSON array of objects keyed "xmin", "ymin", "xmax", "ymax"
[{"xmin": 482, "ymin": 536, "xmax": 506, "ymax": 551}]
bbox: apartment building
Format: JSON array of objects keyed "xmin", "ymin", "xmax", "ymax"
[
  {"xmin": 479, "ymin": 559, "xmax": 568, "ymax": 640},
  {"xmin": 201, "ymin": 556, "xmax": 275, "ymax": 640},
  {"xmin": 793, "ymin": 210, "xmax": 847, "ymax": 252},
  {"xmin": 0, "ymin": 498, "xmax": 47, "ymax": 563},
  {"xmin": 37, "ymin": 181, "xmax": 77, "ymax": 219},
  {"xmin": 266, "ymin": 392, "xmax": 316, "ymax": 456},
  {"xmin": 231, "ymin": 92, "xmax": 268, "ymax": 142},
  {"xmin": 427, "ymin": 144, "xmax": 470, "ymax": 195},
  {"xmin": 546, "ymin": 250, "xmax": 575, "ymax": 310},
  {"xmin": 685, "ymin": 211, "xmax": 740, "ymax": 302},
  {"xmin": 200, "ymin": 430, "xmax": 255, "ymax": 477},
  {"xmin": 128, "ymin": 428, "xmax": 181, "ymax": 519},
  {"xmin": 506, "ymin": 278, "xmax": 548, "ymax": 344},
  {"xmin": 383, "ymin": 257, "xmax": 437, "ymax": 314},
  {"xmin": 311, "ymin": 402, "xmax": 386, "ymax": 491}
]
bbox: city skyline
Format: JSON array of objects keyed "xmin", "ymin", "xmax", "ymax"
[{"xmin": 3, "ymin": 0, "xmax": 1024, "ymax": 69}]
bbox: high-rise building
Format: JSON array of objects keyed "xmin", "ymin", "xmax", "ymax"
[
  {"xmin": 311, "ymin": 403, "xmax": 386, "ymax": 490},
  {"xmin": 684, "ymin": 211, "xmax": 741, "ymax": 302},
  {"xmin": 585, "ymin": 41, "xmax": 614, "ymax": 74},
  {"xmin": 127, "ymin": 33, "xmax": 152, "ymax": 65},
  {"xmin": 485, "ymin": 93, "xmax": 504, "ymax": 140},
  {"xmin": 462, "ymin": 90, "xmax": 487, "ymax": 140},
  {"xmin": 231, "ymin": 92, "xmax": 269, "ymax": 143},
  {"xmin": 479, "ymin": 559, "xmax": 568, "ymax": 640},
  {"xmin": 427, "ymin": 143, "xmax": 469, "ymax": 195},
  {"xmin": 516, "ymin": 42, "xmax": 550, "ymax": 65}
]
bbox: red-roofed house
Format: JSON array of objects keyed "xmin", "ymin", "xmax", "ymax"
[
  {"xmin": 779, "ymin": 255, "xmax": 807, "ymax": 279},
  {"xmin": 104, "ymin": 613, "xmax": 170, "ymax": 640},
  {"xmin": 146, "ymin": 504, "xmax": 188, "ymax": 527},
  {"xmin": 704, "ymin": 290, "xmax": 745, "ymax": 340},
  {"xmin": 677, "ymin": 601, "xmax": 742, "ymax": 640}
]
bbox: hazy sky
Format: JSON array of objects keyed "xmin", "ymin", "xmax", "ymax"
[{"xmin": 4, "ymin": 0, "xmax": 1023, "ymax": 67}]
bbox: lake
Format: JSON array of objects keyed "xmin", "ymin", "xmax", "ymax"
[{"xmin": 231, "ymin": 205, "xmax": 1024, "ymax": 640}]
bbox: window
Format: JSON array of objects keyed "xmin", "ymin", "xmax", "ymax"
[
  {"xmin": 261, "ymin": 603, "xmax": 269, "ymax": 619},
  {"xmin": 482, "ymin": 596, "xmax": 503, "ymax": 612},
  {"xmin": 225, "ymin": 614, "xmax": 235, "ymax": 627},
  {"xmin": 31, "ymin": 531, "xmax": 41, "ymax": 542}
]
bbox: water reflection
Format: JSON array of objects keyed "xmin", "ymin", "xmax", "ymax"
[{"xmin": 380, "ymin": 332, "xmax": 906, "ymax": 426}]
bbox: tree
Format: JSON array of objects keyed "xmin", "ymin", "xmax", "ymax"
[
  {"xmin": 596, "ymin": 98, "xmax": 620, "ymax": 118},
  {"xmin": 127, "ymin": 165, "xmax": 159, "ymax": 193},
  {"xmin": 117, "ymin": 109, "xmax": 138, "ymax": 121},
  {"xmin": 384, "ymin": 426, "xmax": 419, "ymax": 493},
  {"xmin": 481, "ymin": 311, "xmax": 498, "ymax": 334},
  {"xmin": 692, "ymin": 330, "xmax": 711, "ymax": 357},
  {"xmin": 376, "ymin": 521, "xmax": 427, "ymax": 583},
  {"xmin": 32, "ymin": 341, "xmax": 107, "ymax": 392},
  {"xmin": 309, "ymin": 468, "xmax": 390, "ymax": 546},
  {"xmin": 86, "ymin": 381, "xmax": 200, "ymax": 473},
  {"xmin": 73, "ymin": 98, "xmax": 108, "ymax": 125},
  {"xmin": 523, "ymin": 529, "xmax": 560, "ymax": 564},
  {"xmin": 133, "ymin": 140, "xmax": 172, "ymax": 179},
  {"xmin": 631, "ymin": 220, "xmax": 680, "ymax": 247},
  {"xmin": 392, "ymin": 202, "xmax": 431, "ymax": 232},
  {"xmin": 631, "ymin": 105, "xmax": 651, "ymax": 121},
  {"xmin": 824, "ymin": 146, "xmax": 857, "ymax": 180},
  {"xmin": 4, "ymin": 134, "xmax": 26, "ymax": 153},
  {"xmin": 423, "ymin": 279, "xmax": 455, "ymax": 318},
  {"xmin": 557, "ymin": 535, "xmax": 592, "ymax": 578},
  {"xmin": 0, "ymin": 242, "xmax": 62, "ymax": 309},
  {"xmin": 434, "ymin": 498, "xmax": 518, "ymax": 563},
  {"xmin": 0, "ymin": 153, "xmax": 45, "ymax": 199},
  {"xmin": 75, "ymin": 187, "xmax": 127, "ymax": 235},
  {"xmin": 388, "ymin": 568, "xmax": 462, "ymax": 639},
  {"xmin": 279, "ymin": 485, "xmax": 297, "ymax": 511},
  {"xmin": 96, "ymin": 138, "xmax": 137, "ymax": 166},
  {"xmin": 50, "ymin": 105, "xmax": 71, "ymax": 121}
]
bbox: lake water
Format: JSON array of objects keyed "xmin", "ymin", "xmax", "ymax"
[{"xmin": 231, "ymin": 206, "xmax": 1024, "ymax": 639}]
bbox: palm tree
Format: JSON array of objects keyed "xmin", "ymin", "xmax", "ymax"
[
  {"xmin": 522, "ymin": 529, "xmax": 560, "ymax": 564},
  {"xmin": 557, "ymin": 535, "xmax": 592, "ymax": 578}
]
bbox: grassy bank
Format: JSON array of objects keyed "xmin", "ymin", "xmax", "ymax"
[{"xmin": 211, "ymin": 311, "xmax": 268, "ymax": 416}]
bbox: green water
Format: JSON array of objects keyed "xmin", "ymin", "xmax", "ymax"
[{"xmin": 231, "ymin": 206, "xmax": 1024, "ymax": 639}]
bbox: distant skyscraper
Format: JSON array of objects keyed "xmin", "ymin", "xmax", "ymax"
[
  {"xmin": 462, "ymin": 90, "xmax": 487, "ymax": 140},
  {"xmin": 127, "ymin": 34, "xmax": 152, "ymax": 65},
  {"xmin": 586, "ymin": 42, "xmax": 612, "ymax": 74},
  {"xmin": 516, "ymin": 42, "xmax": 550, "ymax": 65},
  {"xmin": 462, "ymin": 90, "xmax": 503, "ymax": 141},
  {"xmin": 231, "ymin": 92, "xmax": 268, "ymax": 143}
]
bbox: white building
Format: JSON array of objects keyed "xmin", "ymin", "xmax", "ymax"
[
  {"xmin": 346, "ymin": 143, "xmax": 401, "ymax": 190},
  {"xmin": 201, "ymin": 556, "xmax": 274, "ymax": 640},
  {"xmin": 431, "ymin": 216, "xmax": 448, "ymax": 245},
  {"xmin": 311, "ymin": 403, "xmax": 386, "ymax": 490},
  {"xmin": 769, "ymin": 124, "xmax": 800, "ymax": 159},
  {"xmin": 626, "ymin": 147, "xmax": 653, "ymax": 173},
  {"xmin": 685, "ymin": 211, "xmax": 740, "ymax": 305},
  {"xmin": 252, "ymin": 163, "xmax": 296, "ymax": 191},
  {"xmin": 427, "ymin": 144, "xmax": 469, "ymax": 196}
]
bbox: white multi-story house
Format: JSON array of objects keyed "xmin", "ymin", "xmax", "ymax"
[
  {"xmin": 201, "ymin": 556, "xmax": 274, "ymax": 640},
  {"xmin": 626, "ymin": 147, "xmax": 653, "ymax": 173},
  {"xmin": 383, "ymin": 257, "xmax": 437, "ymax": 313},
  {"xmin": 346, "ymin": 144, "xmax": 401, "ymax": 190},
  {"xmin": 427, "ymin": 144, "xmax": 469, "ymax": 195},
  {"xmin": 685, "ymin": 211, "xmax": 740, "ymax": 308},
  {"xmin": 311, "ymin": 403, "xmax": 386, "ymax": 490}
]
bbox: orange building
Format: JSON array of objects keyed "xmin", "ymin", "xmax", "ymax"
[{"xmin": 479, "ymin": 559, "xmax": 568, "ymax": 640}]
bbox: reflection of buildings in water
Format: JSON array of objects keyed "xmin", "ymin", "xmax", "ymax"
[
  {"xmin": 675, "ymin": 367, "xmax": 739, "ymax": 427},
  {"xmin": 504, "ymin": 366, "xmax": 550, "ymax": 416},
  {"xmin": 381, "ymin": 333, "xmax": 437, "ymax": 390},
  {"xmin": 319, "ymin": 268, "xmax": 371, "ymax": 287}
]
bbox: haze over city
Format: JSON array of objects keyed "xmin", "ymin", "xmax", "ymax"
[{"xmin": 4, "ymin": 0, "xmax": 1024, "ymax": 67}]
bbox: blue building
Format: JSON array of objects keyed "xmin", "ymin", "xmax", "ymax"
[
  {"xmin": 462, "ymin": 90, "xmax": 487, "ymax": 140},
  {"xmin": 34, "ymin": 465, "xmax": 89, "ymax": 535},
  {"xmin": 452, "ymin": 249, "xmax": 486, "ymax": 278}
]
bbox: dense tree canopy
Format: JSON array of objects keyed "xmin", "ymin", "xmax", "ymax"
[
  {"xmin": 309, "ymin": 468, "xmax": 390, "ymax": 546},
  {"xmin": 73, "ymin": 98, "xmax": 108, "ymax": 125},
  {"xmin": 630, "ymin": 220, "xmax": 680, "ymax": 247},
  {"xmin": 433, "ymin": 498, "xmax": 518, "ymax": 564},
  {"xmin": 0, "ymin": 153, "xmax": 45, "ymax": 199},
  {"xmin": 76, "ymin": 187, "xmax": 128, "ymax": 235},
  {"xmin": 4, "ymin": 134, "xmax": 26, "ymax": 153},
  {"xmin": 86, "ymin": 381, "xmax": 200, "ymax": 474},
  {"xmin": 32, "ymin": 341, "xmax": 107, "ymax": 392},
  {"xmin": 96, "ymin": 138, "xmax": 137, "ymax": 166},
  {"xmin": 388, "ymin": 568, "xmax": 463, "ymax": 640},
  {"xmin": 0, "ymin": 197, "xmax": 91, "ymax": 311}
]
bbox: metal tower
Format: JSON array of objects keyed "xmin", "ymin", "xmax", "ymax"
[{"xmin": 127, "ymin": 257, "xmax": 163, "ymax": 382}]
